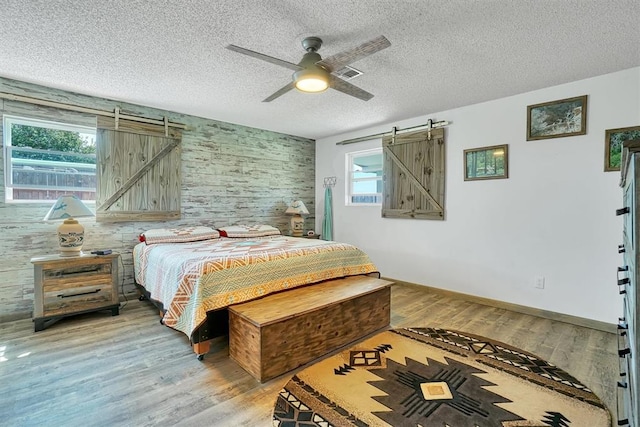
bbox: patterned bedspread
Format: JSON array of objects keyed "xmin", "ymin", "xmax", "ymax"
[{"xmin": 133, "ymin": 236, "xmax": 378, "ymax": 340}]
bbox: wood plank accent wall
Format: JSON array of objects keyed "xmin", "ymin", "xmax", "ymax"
[{"xmin": 0, "ymin": 78, "xmax": 315, "ymax": 321}]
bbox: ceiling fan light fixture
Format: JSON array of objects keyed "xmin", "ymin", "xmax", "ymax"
[
  {"xmin": 293, "ymin": 68, "xmax": 329, "ymax": 93},
  {"xmin": 227, "ymin": 35, "xmax": 390, "ymax": 101}
]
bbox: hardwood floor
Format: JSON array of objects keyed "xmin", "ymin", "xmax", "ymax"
[{"xmin": 0, "ymin": 283, "xmax": 619, "ymax": 426}]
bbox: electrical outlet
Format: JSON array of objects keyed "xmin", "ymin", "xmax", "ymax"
[{"xmin": 534, "ymin": 276, "xmax": 545, "ymax": 289}]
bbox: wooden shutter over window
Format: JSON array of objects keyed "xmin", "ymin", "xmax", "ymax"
[
  {"xmin": 95, "ymin": 117, "xmax": 181, "ymax": 222},
  {"xmin": 382, "ymin": 127, "xmax": 445, "ymax": 220}
]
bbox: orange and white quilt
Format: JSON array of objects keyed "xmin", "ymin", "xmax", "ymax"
[{"xmin": 133, "ymin": 236, "xmax": 378, "ymax": 340}]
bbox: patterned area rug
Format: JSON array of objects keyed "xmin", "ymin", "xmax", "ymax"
[{"xmin": 272, "ymin": 327, "xmax": 611, "ymax": 427}]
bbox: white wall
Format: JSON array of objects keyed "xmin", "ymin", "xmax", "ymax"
[{"xmin": 316, "ymin": 67, "xmax": 640, "ymax": 325}]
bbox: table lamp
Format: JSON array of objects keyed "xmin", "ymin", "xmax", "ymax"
[
  {"xmin": 285, "ymin": 200, "xmax": 309, "ymax": 237},
  {"xmin": 43, "ymin": 195, "xmax": 95, "ymax": 256}
]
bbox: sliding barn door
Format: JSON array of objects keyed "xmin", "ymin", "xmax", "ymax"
[
  {"xmin": 382, "ymin": 128, "xmax": 445, "ymax": 220},
  {"xmin": 95, "ymin": 117, "xmax": 181, "ymax": 222}
]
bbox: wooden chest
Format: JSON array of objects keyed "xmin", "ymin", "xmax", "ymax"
[{"xmin": 228, "ymin": 275, "xmax": 392, "ymax": 382}]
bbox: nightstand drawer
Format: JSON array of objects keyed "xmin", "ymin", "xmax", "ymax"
[
  {"xmin": 43, "ymin": 283, "xmax": 114, "ymax": 317},
  {"xmin": 43, "ymin": 262, "xmax": 112, "ymax": 282},
  {"xmin": 42, "ymin": 271, "xmax": 112, "ymax": 292}
]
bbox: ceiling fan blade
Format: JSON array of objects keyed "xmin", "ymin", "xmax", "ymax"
[
  {"xmin": 263, "ymin": 81, "xmax": 296, "ymax": 102},
  {"xmin": 329, "ymin": 75, "xmax": 374, "ymax": 101},
  {"xmin": 226, "ymin": 44, "xmax": 302, "ymax": 71},
  {"xmin": 317, "ymin": 35, "xmax": 391, "ymax": 72}
]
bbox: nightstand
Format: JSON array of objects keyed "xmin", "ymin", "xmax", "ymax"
[{"xmin": 31, "ymin": 252, "xmax": 120, "ymax": 332}]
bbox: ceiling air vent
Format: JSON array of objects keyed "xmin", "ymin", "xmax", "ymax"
[{"xmin": 334, "ymin": 65, "xmax": 363, "ymax": 81}]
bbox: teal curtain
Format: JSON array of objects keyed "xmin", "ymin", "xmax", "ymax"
[{"xmin": 322, "ymin": 186, "xmax": 333, "ymax": 240}]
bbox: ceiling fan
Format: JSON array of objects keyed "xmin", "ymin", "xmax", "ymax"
[{"xmin": 226, "ymin": 35, "xmax": 391, "ymax": 102}]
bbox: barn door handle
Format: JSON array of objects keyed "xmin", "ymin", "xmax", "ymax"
[{"xmin": 616, "ymin": 207, "xmax": 630, "ymax": 216}]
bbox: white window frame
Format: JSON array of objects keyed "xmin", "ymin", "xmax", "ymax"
[
  {"xmin": 345, "ymin": 147, "xmax": 383, "ymax": 206},
  {"xmin": 3, "ymin": 115, "xmax": 97, "ymax": 203}
]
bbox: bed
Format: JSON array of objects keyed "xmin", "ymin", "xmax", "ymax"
[{"xmin": 133, "ymin": 228, "xmax": 379, "ymax": 357}]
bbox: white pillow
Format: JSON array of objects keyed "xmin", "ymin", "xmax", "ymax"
[
  {"xmin": 217, "ymin": 224, "xmax": 281, "ymax": 238},
  {"xmin": 140, "ymin": 226, "xmax": 220, "ymax": 245}
]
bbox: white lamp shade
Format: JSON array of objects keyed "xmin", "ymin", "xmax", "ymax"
[
  {"xmin": 44, "ymin": 195, "xmax": 94, "ymax": 257},
  {"xmin": 44, "ymin": 195, "xmax": 94, "ymax": 221},
  {"xmin": 285, "ymin": 200, "xmax": 309, "ymax": 215}
]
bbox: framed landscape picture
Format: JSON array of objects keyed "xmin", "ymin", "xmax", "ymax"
[
  {"xmin": 605, "ymin": 126, "xmax": 640, "ymax": 172},
  {"xmin": 464, "ymin": 144, "xmax": 508, "ymax": 181},
  {"xmin": 527, "ymin": 95, "xmax": 587, "ymax": 141}
]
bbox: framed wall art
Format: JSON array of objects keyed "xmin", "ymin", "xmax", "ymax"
[
  {"xmin": 464, "ymin": 144, "xmax": 508, "ymax": 181},
  {"xmin": 605, "ymin": 126, "xmax": 640, "ymax": 171},
  {"xmin": 527, "ymin": 95, "xmax": 587, "ymax": 141}
]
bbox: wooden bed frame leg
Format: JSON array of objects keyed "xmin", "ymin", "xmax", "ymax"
[{"xmin": 193, "ymin": 341, "xmax": 211, "ymax": 361}]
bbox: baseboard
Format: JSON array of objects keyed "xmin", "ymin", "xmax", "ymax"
[{"xmin": 385, "ymin": 278, "xmax": 617, "ymax": 334}]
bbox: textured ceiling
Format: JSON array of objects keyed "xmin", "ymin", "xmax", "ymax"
[{"xmin": 0, "ymin": 0, "xmax": 638, "ymax": 140}]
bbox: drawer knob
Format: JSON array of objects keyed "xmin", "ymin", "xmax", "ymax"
[
  {"xmin": 616, "ymin": 207, "xmax": 630, "ymax": 216},
  {"xmin": 618, "ymin": 348, "xmax": 631, "ymax": 357},
  {"xmin": 618, "ymin": 321, "xmax": 628, "ymax": 336},
  {"xmin": 618, "ymin": 245, "xmax": 626, "ymax": 253},
  {"xmin": 618, "ymin": 266, "xmax": 629, "ymax": 272}
]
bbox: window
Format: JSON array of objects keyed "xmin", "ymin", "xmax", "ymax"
[
  {"xmin": 3, "ymin": 115, "xmax": 96, "ymax": 202},
  {"xmin": 346, "ymin": 148, "xmax": 383, "ymax": 205}
]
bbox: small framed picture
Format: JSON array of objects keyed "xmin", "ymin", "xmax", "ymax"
[
  {"xmin": 527, "ymin": 95, "xmax": 587, "ymax": 141},
  {"xmin": 464, "ymin": 144, "xmax": 508, "ymax": 181},
  {"xmin": 604, "ymin": 126, "xmax": 640, "ymax": 172}
]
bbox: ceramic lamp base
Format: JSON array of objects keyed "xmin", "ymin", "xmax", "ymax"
[
  {"xmin": 290, "ymin": 214, "xmax": 304, "ymax": 237},
  {"xmin": 57, "ymin": 218, "xmax": 85, "ymax": 257}
]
